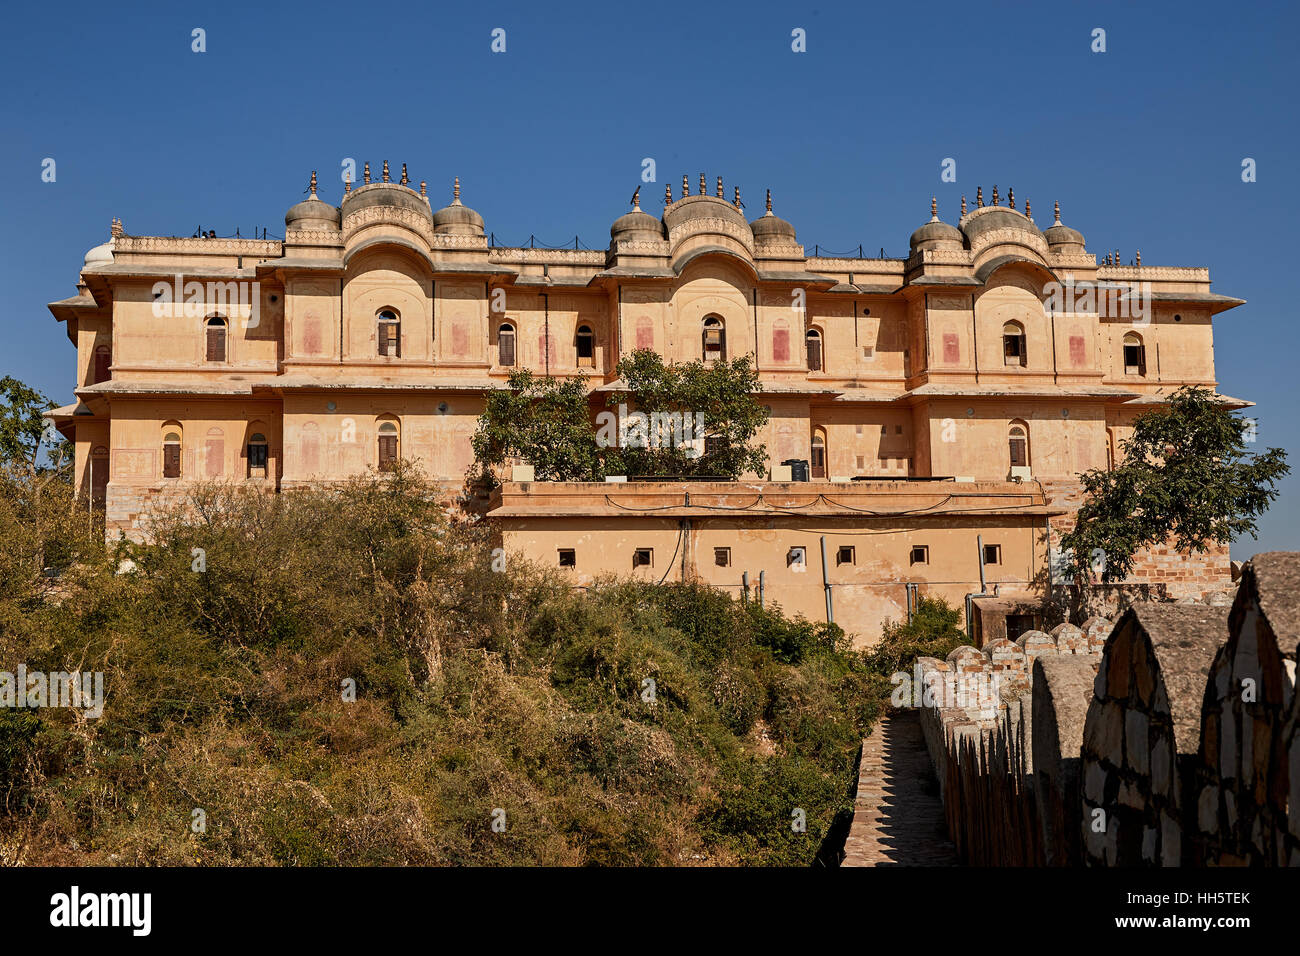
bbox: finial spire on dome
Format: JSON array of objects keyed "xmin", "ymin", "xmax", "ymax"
[
  {"xmin": 1025, "ymin": 199, "xmax": 1031, "ymax": 220},
  {"xmin": 631, "ymin": 185, "xmax": 641, "ymax": 210},
  {"xmin": 665, "ymin": 183, "xmax": 673, "ymax": 205},
  {"xmin": 682, "ymin": 174, "xmax": 689, "ymax": 196},
  {"xmin": 1008, "ymin": 186, "xmax": 1015, "ymax": 210},
  {"xmin": 976, "ymin": 186, "xmax": 983, "ymax": 208},
  {"xmin": 1135, "ymin": 249, "xmax": 1141, "ymax": 266},
  {"xmin": 452, "ymin": 177, "xmax": 461, "ymax": 204},
  {"xmin": 716, "ymin": 176, "xmax": 723, "ymax": 198},
  {"xmin": 930, "ymin": 197, "xmax": 938, "ymax": 221},
  {"xmin": 1053, "ymin": 201, "xmax": 1061, "ymax": 225},
  {"xmin": 309, "ymin": 170, "xmax": 318, "ymax": 198},
  {"xmin": 363, "ymin": 162, "xmax": 371, "ymax": 185},
  {"xmin": 382, "ymin": 160, "xmax": 391, "ymax": 183},
  {"xmin": 420, "ymin": 180, "xmax": 427, "ymax": 198},
  {"xmin": 111, "ymin": 218, "xmax": 124, "ymax": 239},
  {"xmin": 734, "ymin": 185, "xmax": 741, "ymax": 209},
  {"xmin": 765, "ymin": 189, "xmax": 773, "ymax": 215},
  {"xmin": 961, "ymin": 195, "xmax": 967, "ymax": 216},
  {"xmin": 344, "ymin": 173, "xmax": 352, "ymax": 194},
  {"xmin": 400, "ymin": 163, "xmax": 409, "ymax": 186},
  {"xmin": 699, "ymin": 173, "xmax": 706, "ymax": 196},
  {"xmin": 992, "ymin": 185, "xmax": 999, "ymax": 206}
]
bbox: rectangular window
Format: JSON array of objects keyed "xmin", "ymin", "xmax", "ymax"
[
  {"xmin": 379, "ymin": 323, "xmax": 400, "ymax": 357},
  {"xmin": 806, "ymin": 335, "xmax": 822, "ymax": 371},
  {"xmin": 558, "ymin": 548, "xmax": 576, "ymax": 567},
  {"xmin": 787, "ymin": 546, "xmax": 806, "ymax": 569},
  {"xmin": 910, "ymin": 545, "xmax": 929, "ymax": 565},
  {"xmin": 1124, "ymin": 344, "xmax": 1146, "ymax": 375},
  {"xmin": 1010, "ymin": 438, "xmax": 1027, "ymax": 468},
  {"xmin": 163, "ymin": 444, "xmax": 181, "ymax": 479},
  {"xmin": 248, "ymin": 443, "xmax": 268, "ymax": 469},
  {"xmin": 378, "ymin": 435, "xmax": 398, "ymax": 471},
  {"xmin": 714, "ymin": 547, "xmax": 731, "ymax": 567},
  {"xmin": 810, "ymin": 445, "xmax": 826, "ymax": 479},
  {"xmin": 983, "ymin": 544, "xmax": 1002, "ymax": 565},
  {"xmin": 633, "ymin": 548, "xmax": 653, "ymax": 569},
  {"xmin": 498, "ymin": 331, "xmax": 516, "ymax": 367},
  {"xmin": 836, "ymin": 546, "xmax": 855, "ymax": 566},
  {"xmin": 205, "ymin": 327, "xmax": 226, "ymax": 362}
]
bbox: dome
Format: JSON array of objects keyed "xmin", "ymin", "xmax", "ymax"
[
  {"xmin": 747, "ymin": 189, "xmax": 797, "ymax": 245},
  {"xmin": 341, "ymin": 182, "xmax": 432, "ymax": 222},
  {"xmin": 285, "ymin": 197, "xmax": 341, "ymax": 230},
  {"xmin": 610, "ymin": 202, "xmax": 664, "ymax": 242},
  {"xmin": 1043, "ymin": 203, "xmax": 1086, "ymax": 253},
  {"xmin": 662, "ymin": 192, "xmax": 749, "ymax": 234},
  {"xmin": 960, "ymin": 206, "xmax": 1043, "ymax": 245},
  {"xmin": 286, "ymin": 171, "xmax": 342, "ymax": 230},
  {"xmin": 909, "ymin": 199, "xmax": 963, "ymax": 251},
  {"xmin": 83, "ymin": 240, "xmax": 114, "ymax": 268},
  {"xmin": 431, "ymin": 177, "xmax": 484, "ymax": 236}
]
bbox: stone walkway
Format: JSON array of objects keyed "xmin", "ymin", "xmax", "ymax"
[{"xmin": 841, "ymin": 711, "xmax": 958, "ymax": 866}]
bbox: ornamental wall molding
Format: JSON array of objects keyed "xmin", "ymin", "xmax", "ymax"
[
  {"xmin": 489, "ymin": 247, "xmax": 605, "ymax": 264},
  {"xmin": 610, "ymin": 239, "xmax": 672, "ymax": 255},
  {"xmin": 1097, "ymin": 265, "xmax": 1210, "ymax": 281},
  {"xmin": 753, "ymin": 242, "xmax": 804, "ymax": 258},
  {"xmin": 968, "ymin": 227, "xmax": 1050, "ymax": 258},
  {"xmin": 342, "ymin": 206, "xmax": 436, "ymax": 244},
  {"xmin": 920, "ymin": 249, "xmax": 976, "ymax": 265},
  {"xmin": 805, "ymin": 257, "xmax": 905, "ymax": 274},
  {"xmin": 114, "ymin": 236, "xmax": 283, "ymax": 256},
  {"xmin": 667, "ymin": 217, "xmax": 756, "ymax": 255}
]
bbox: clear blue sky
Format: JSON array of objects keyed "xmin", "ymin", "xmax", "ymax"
[{"xmin": 1, "ymin": 0, "xmax": 1295, "ymax": 558}]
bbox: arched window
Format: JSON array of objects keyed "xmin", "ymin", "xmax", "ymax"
[
  {"xmin": 497, "ymin": 323, "xmax": 516, "ymax": 367},
  {"xmin": 378, "ymin": 309, "xmax": 401, "ymax": 358},
  {"xmin": 377, "ymin": 420, "xmax": 399, "ymax": 471},
  {"xmin": 1002, "ymin": 321, "xmax": 1026, "ymax": 367},
  {"xmin": 205, "ymin": 316, "xmax": 228, "ymax": 363},
  {"xmin": 93, "ymin": 345, "xmax": 111, "ymax": 383},
  {"xmin": 702, "ymin": 316, "xmax": 726, "ymax": 362},
  {"xmin": 1123, "ymin": 332, "xmax": 1146, "ymax": 375},
  {"xmin": 806, "ymin": 329, "xmax": 823, "ymax": 372},
  {"xmin": 576, "ymin": 325, "xmax": 595, "ymax": 367},
  {"xmin": 810, "ymin": 429, "xmax": 827, "ymax": 479},
  {"xmin": 1008, "ymin": 422, "xmax": 1029, "ymax": 470},
  {"xmin": 162, "ymin": 426, "xmax": 183, "ymax": 478},
  {"xmin": 247, "ymin": 432, "xmax": 269, "ymax": 478},
  {"xmin": 89, "ymin": 445, "xmax": 109, "ymax": 508}
]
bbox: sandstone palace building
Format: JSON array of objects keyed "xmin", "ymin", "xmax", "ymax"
[{"xmin": 46, "ymin": 165, "xmax": 1249, "ymax": 645}]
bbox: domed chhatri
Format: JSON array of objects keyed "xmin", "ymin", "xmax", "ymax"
[
  {"xmin": 909, "ymin": 196, "xmax": 963, "ymax": 252},
  {"xmin": 285, "ymin": 170, "xmax": 342, "ymax": 230},
  {"xmin": 749, "ymin": 189, "xmax": 797, "ymax": 245},
  {"xmin": 610, "ymin": 186, "xmax": 664, "ymax": 242},
  {"xmin": 958, "ymin": 185, "xmax": 1044, "ymax": 246},
  {"xmin": 662, "ymin": 173, "xmax": 750, "ymax": 234},
  {"xmin": 83, "ymin": 239, "xmax": 115, "ymax": 268},
  {"xmin": 431, "ymin": 177, "xmax": 485, "ymax": 236},
  {"xmin": 1043, "ymin": 200, "xmax": 1087, "ymax": 253}
]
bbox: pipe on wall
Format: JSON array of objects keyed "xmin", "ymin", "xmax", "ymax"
[{"xmin": 820, "ymin": 535, "xmax": 834, "ymax": 624}]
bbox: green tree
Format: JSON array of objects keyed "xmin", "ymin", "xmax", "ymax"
[
  {"xmin": 471, "ymin": 370, "xmax": 603, "ymax": 482},
  {"xmin": 1060, "ymin": 386, "xmax": 1289, "ymax": 583},
  {"xmin": 606, "ymin": 349, "xmax": 769, "ymax": 479}
]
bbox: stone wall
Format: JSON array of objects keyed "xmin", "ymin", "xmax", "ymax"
[
  {"xmin": 915, "ymin": 620, "xmax": 1106, "ymax": 865},
  {"xmin": 917, "ymin": 551, "xmax": 1300, "ymax": 866}
]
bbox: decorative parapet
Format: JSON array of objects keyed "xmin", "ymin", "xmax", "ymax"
[
  {"xmin": 113, "ymin": 236, "xmax": 283, "ymax": 257},
  {"xmin": 666, "ymin": 216, "xmax": 755, "ymax": 256}
]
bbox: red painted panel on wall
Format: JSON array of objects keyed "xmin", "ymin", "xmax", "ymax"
[
  {"xmin": 636, "ymin": 317, "xmax": 653, "ymax": 350},
  {"xmin": 1069, "ymin": 335, "xmax": 1086, "ymax": 367},
  {"xmin": 303, "ymin": 315, "xmax": 321, "ymax": 354},
  {"xmin": 942, "ymin": 332, "xmax": 960, "ymax": 364},
  {"xmin": 452, "ymin": 323, "xmax": 468, "ymax": 356},
  {"xmin": 773, "ymin": 328, "xmax": 790, "ymax": 362},
  {"xmin": 205, "ymin": 439, "xmax": 224, "ymax": 478}
]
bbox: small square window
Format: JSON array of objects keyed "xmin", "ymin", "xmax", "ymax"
[
  {"xmin": 633, "ymin": 548, "xmax": 653, "ymax": 568},
  {"xmin": 787, "ymin": 546, "xmax": 807, "ymax": 569},
  {"xmin": 714, "ymin": 547, "xmax": 731, "ymax": 567},
  {"xmin": 895, "ymin": 425, "xmax": 903, "ymax": 435},
  {"xmin": 983, "ymin": 544, "xmax": 1002, "ymax": 565},
  {"xmin": 856, "ymin": 455, "xmax": 865, "ymax": 470},
  {"xmin": 836, "ymin": 546, "xmax": 855, "ymax": 566},
  {"xmin": 910, "ymin": 545, "xmax": 929, "ymax": 565},
  {"xmin": 558, "ymin": 549, "xmax": 576, "ymax": 567}
]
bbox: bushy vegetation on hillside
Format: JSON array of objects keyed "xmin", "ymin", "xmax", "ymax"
[{"xmin": 0, "ymin": 462, "xmax": 878, "ymax": 866}]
